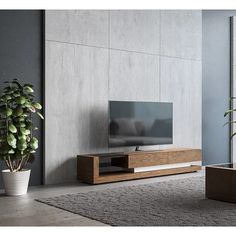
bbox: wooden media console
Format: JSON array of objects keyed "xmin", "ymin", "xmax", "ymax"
[{"xmin": 77, "ymin": 148, "xmax": 202, "ymax": 184}]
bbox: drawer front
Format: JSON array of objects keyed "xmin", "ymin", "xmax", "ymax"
[{"xmin": 127, "ymin": 149, "xmax": 201, "ymax": 168}]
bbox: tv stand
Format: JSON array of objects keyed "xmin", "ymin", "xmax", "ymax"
[{"xmin": 77, "ymin": 148, "xmax": 202, "ymax": 184}]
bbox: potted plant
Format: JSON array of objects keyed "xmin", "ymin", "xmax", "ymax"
[
  {"xmin": 0, "ymin": 79, "xmax": 43, "ymax": 196},
  {"xmin": 224, "ymin": 97, "xmax": 236, "ymax": 138}
]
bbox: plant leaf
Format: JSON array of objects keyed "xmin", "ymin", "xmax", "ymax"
[
  {"xmin": 12, "ymin": 81, "xmax": 22, "ymax": 89},
  {"xmin": 18, "ymin": 117, "xmax": 25, "ymax": 122},
  {"xmin": 9, "ymin": 123, "xmax": 17, "ymax": 133},
  {"xmin": 15, "ymin": 96, "xmax": 26, "ymax": 105},
  {"xmin": 19, "ymin": 123, "xmax": 26, "ymax": 128},
  {"xmin": 4, "ymin": 95, "xmax": 11, "ymax": 101},
  {"xmin": 224, "ymin": 109, "xmax": 236, "ymax": 117},
  {"xmin": 18, "ymin": 134, "xmax": 27, "ymax": 140},
  {"xmin": 17, "ymin": 139, "xmax": 27, "ymax": 151},
  {"xmin": 223, "ymin": 121, "xmax": 236, "ymax": 127},
  {"xmin": 33, "ymin": 102, "xmax": 42, "ymax": 110},
  {"xmin": 28, "ymin": 106, "xmax": 36, "ymax": 113},
  {"xmin": 20, "ymin": 128, "xmax": 30, "ymax": 135},
  {"xmin": 5, "ymin": 108, "xmax": 13, "ymax": 117},
  {"xmin": 7, "ymin": 134, "xmax": 16, "ymax": 148},
  {"xmin": 8, "ymin": 149, "xmax": 15, "ymax": 154},
  {"xmin": 37, "ymin": 112, "xmax": 44, "ymax": 119},
  {"xmin": 13, "ymin": 107, "xmax": 24, "ymax": 117},
  {"xmin": 23, "ymin": 83, "xmax": 33, "ymax": 88},
  {"xmin": 24, "ymin": 86, "xmax": 34, "ymax": 93},
  {"xmin": 30, "ymin": 137, "xmax": 38, "ymax": 150},
  {"xmin": 231, "ymin": 132, "xmax": 236, "ymax": 139},
  {"xmin": 0, "ymin": 107, "xmax": 13, "ymax": 117}
]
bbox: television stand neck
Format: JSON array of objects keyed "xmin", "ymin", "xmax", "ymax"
[{"xmin": 135, "ymin": 146, "xmax": 142, "ymax": 151}]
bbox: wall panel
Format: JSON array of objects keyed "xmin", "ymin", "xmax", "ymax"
[
  {"xmin": 45, "ymin": 41, "xmax": 108, "ymax": 184},
  {"xmin": 161, "ymin": 10, "xmax": 202, "ymax": 60},
  {"xmin": 110, "ymin": 10, "xmax": 160, "ymax": 54},
  {"xmin": 160, "ymin": 57, "xmax": 202, "ymax": 149},
  {"xmin": 109, "ymin": 50, "xmax": 160, "ymax": 101},
  {"xmin": 46, "ymin": 10, "xmax": 109, "ymax": 48},
  {"xmin": 45, "ymin": 10, "xmax": 202, "ymax": 184}
]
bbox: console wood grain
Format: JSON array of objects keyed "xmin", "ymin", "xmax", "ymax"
[
  {"xmin": 127, "ymin": 148, "xmax": 201, "ymax": 168},
  {"xmin": 77, "ymin": 148, "xmax": 202, "ymax": 184}
]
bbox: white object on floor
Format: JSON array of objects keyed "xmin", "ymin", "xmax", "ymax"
[{"xmin": 2, "ymin": 169, "xmax": 31, "ymax": 196}]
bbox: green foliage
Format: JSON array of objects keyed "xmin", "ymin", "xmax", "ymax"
[
  {"xmin": 9, "ymin": 123, "xmax": 17, "ymax": 133},
  {"xmin": 0, "ymin": 79, "xmax": 44, "ymax": 172}
]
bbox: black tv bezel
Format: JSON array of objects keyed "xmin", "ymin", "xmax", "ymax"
[{"xmin": 108, "ymin": 100, "xmax": 173, "ymax": 148}]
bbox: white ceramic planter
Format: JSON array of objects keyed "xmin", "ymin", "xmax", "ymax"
[{"xmin": 2, "ymin": 169, "xmax": 31, "ymax": 196}]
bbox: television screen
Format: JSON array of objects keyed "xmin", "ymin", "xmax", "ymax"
[{"xmin": 109, "ymin": 101, "xmax": 173, "ymax": 148}]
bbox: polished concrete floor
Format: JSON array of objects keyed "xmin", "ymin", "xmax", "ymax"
[{"xmin": 0, "ymin": 170, "xmax": 204, "ymax": 226}]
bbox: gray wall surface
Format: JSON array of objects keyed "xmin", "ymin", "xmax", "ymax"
[
  {"xmin": 230, "ymin": 16, "xmax": 236, "ymax": 162},
  {"xmin": 45, "ymin": 10, "xmax": 202, "ymax": 184},
  {"xmin": 0, "ymin": 10, "xmax": 44, "ymax": 186},
  {"xmin": 202, "ymin": 10, "xmax": 236, "ymax": 165}
]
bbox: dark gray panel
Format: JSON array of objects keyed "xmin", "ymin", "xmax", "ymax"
[
  {"xmin": 202, "ymin": 10, "xmax": 236, "ymax": 165},
  {"xmin": 0, "ymin": 10, "xmax": 43, "ymax": 186}
]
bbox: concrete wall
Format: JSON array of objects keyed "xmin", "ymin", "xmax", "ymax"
[
  {"xmin": 0, "ymin": 10, "xmax": 44, "ymax": 187},
  {"xmin": 45, "ymin": 10, "xmax": 202, "ymax": 184},
  {"xmin": 230, "ymin": 15, "xmax": 236, "ymax": 163},
  {"xmin": 202, "ymin": 11, "xmax": 236, "ymax": 165}
]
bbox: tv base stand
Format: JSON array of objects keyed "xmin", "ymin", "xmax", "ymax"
[
  {"xmin": 77, "ymin": 148, "xmax": 202, "ymax": 184},
  {"xmin": 135, "ymin": 146, "xmax": 142, "ymax": 151}
]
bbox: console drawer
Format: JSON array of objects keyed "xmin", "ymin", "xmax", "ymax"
[{"xmin": 127, "ymin": 149, "xmax": 201, "ymax": 168}]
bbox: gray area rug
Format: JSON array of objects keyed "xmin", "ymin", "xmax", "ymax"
[{"xmin": 36, "ymin": 176, "xmax": 236, "ymax": 226}]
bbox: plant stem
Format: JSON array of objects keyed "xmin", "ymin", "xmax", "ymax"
[
  {"xmin": 19, "ymin": 159, "xmax": 24, "ymax": 171},
  {"xmin": 19, "ymin": 155, "xmax": 29, "ymax": 171},
  {"xmin": 15, "ymin": 159, "xmax": 20, "ymax": 170},
  {"xmin": 4, "ymin": 158, "xmax": 11, "ymax": 170},
  {"xmin": 7, "ymin": 156, "xmax": 13, "ymax": 172}
]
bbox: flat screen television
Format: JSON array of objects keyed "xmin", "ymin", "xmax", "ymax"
[{"xmin": 109, "ymin": 101, "xmax": 173, "ymax": 149}]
